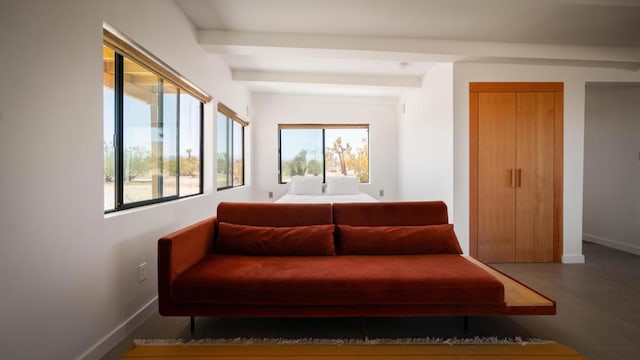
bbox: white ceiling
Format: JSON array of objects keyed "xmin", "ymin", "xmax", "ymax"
[{"xmin": 175, "ymin": 0, "xmax": 640, "ymax": 96}]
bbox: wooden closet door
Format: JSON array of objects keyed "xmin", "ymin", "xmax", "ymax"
[
  {"xmin": 515, "ymin": 92, "xmax": 555, "ymax": 262},
  {"xmin": 470, "ymin": 82, "xmax": 563, "ymax": 263},
  {"xmin": 477, "ymin": 92, "xmax": 516, "ymax": 262}
]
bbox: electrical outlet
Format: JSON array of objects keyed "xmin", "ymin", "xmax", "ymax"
[
  {"xmin": 379, "ymin": 189, "xmax": 384, "ymax": 197},
  {"xmin": 138, "ymin": 262, "xmax": 147, "ymax": 283},
  {"xmin": 268, "ymin": 191, "xmax": 274, "ymax": 199}
]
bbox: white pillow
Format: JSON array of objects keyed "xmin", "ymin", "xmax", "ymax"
[
  {"xmin": 288, "ymin": 175, "xmax": 323, "ymax": 195},
  {"xmin": 325, "ymin": 176, "xmax": 360, "ymax": 195}
]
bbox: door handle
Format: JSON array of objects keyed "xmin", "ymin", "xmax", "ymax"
[
  {"xmin": 509, "ymin": 169, "xmax": 514, "ymax": 188},
  {"xmin": 516, "ymin": 168, "xmax": 522, "ymax": 188}
]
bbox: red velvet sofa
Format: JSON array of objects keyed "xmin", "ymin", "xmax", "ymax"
[{"xmin": 158, "ymin": 201, "xmax": 554, "ymax": 334}]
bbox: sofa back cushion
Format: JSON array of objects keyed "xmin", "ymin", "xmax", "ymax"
[
  {"xmin": 333, "ymin": 201, "xmax": 449, "ymax": 226},
  {"xmin": 217, "ymin": 202, "xmax": 333, "ymax": 227},
  {"xmin": 216, "ymin": 222, "xmax": 336, "ymax": 256},
  {"xmin": 337, "ymin": 224, "xmax": 462, "ymax": 255}
]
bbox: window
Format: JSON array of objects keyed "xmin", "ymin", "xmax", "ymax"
[
  {"xmin": 217, "ymin": 103, "xmax": 247, "ymax": 190},
  {"xmin": 103, "ymin": 27, "xmax": 210, "ymax": 213},
  {"xmin": 278, "ymin": 124, "xmax": 369, "ymax": 183}
]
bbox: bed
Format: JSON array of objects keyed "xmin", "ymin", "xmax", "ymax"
[
  {"xmin": 276, "ymin": 175, "xmax": 378, "ymax": 203},
  {"xmin": 276, "ymin": 192, "xmax": 378, "ymax": 203}
]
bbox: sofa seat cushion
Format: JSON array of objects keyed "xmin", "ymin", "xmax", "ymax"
[{"xmin": 171, "ymin": 254, "xmax": 504, "ymax": 306}]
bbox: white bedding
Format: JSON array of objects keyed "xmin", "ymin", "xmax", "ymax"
[{"xmin": 275, "ymin": 193, "xmax": 378, "ymax": 203}]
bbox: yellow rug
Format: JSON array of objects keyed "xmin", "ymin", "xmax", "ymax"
[{"xmin": 124, "ymin": 341, "xmax": 584, "ymax": 359}]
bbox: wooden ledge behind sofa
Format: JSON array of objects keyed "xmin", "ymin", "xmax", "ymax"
[{"xmin": 466, "ymin": 257, "xmax": 555, "ymax": 314}]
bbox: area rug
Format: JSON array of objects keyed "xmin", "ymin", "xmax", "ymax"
[{"xmin": 125, "ymin": 337, "xmax": 585, "ymax": 359}]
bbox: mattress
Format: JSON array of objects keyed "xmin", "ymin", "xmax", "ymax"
[{"xmin": 275, "ymin": 193, "xmax": 378, "ymax": 203}]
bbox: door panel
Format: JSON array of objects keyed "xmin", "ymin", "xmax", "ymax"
[
  {"xmin": 515, "ymin": 92, "xmax": 555, "ymax": 262},
  {"xmin": 477, "ymin": 92, "xmax": 516, "ymax": 262}
]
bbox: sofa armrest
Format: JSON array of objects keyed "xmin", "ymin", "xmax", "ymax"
[{"xmin": 158, "ymin": 216, "xmax": 216, "ymax": 314}]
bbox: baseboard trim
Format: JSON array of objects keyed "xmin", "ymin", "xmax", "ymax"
[
  {"xmin": 561, "ymin": 253, "xmax": 585, "ymax": 264},
  {"xmin": 79, "ymin": 296, "xmax": 158, "ymax": 360},
  {"xmin": 583, "ymin": 233, "xmax": 640, "ymax": 256}
]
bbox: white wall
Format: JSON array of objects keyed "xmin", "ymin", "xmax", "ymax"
[
  {"xmin": 251, "ymin": 94, "xmax": 399, "ymax": 201},
  {"xmin": 583, "ymin": 85, "xmax": 640, "ymax": 255},
  {"xmin": 452, "ymin": 63, "xmax": 640, "ymax": 263},
  {"xmin": 0, "ymin": 1, "xmax": 251, "ymax": 359},
  {"xmin": 398, "ymin": 63, "xmax": 454, "ymax": 215}
]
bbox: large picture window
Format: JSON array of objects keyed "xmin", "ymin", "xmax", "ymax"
[
  {"xmin": 278, "ymin": 124, "xmax": 369, "ymax": 183},
  {"xmin": 103, "ymin": 28, "xmax": 210, "ymax": 213},
  {"xmin": 217, "ymin": 103, "xmax": 247, "ymax": 190}
]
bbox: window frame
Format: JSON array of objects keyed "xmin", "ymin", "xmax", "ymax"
[
  {"xmin": 216, "ymin": 103, "xmax": 248, "ymax": 191},
  {"xmin": 277, "ymin": 124, "xmax": 370, "ymax": 184},
  {"xmin": 103, "ymin": 27, "xmax": 210, "ymax": 213}
]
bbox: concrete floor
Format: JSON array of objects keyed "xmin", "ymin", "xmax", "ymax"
[{"xmin": 102, "ymin": 242, "xmax": 640, "ymax": 360}]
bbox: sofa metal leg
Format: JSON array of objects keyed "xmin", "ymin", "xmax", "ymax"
[
  {"xmin": 190, "ymin": 316, "xmax": 195, "ymax": 338},
  {"xmin": 463, "ymin": 316, "xmax": 470, "ymax": 334}
]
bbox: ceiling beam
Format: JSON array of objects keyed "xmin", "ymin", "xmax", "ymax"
[
  {"xmin": 232, "ymin": 70, "xmax": 422, "ymax": 88},
  {"xmin": 199, "ymin": 30, "xmax": 640, "ymax": 67}
]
